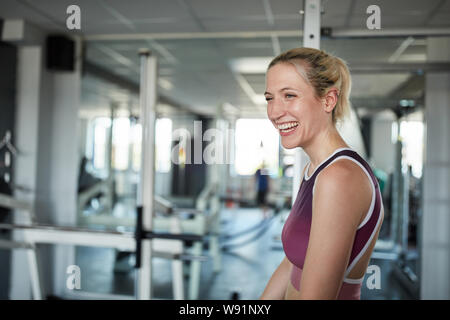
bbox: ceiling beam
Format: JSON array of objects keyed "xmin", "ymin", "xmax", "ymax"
[
  {"xmin": 83, "ymin": 27, "xmax": 450, "ymax": 41},
  {"xmin": 349, "ymin": 62, "xmax": 450, "ymax": 74},
  {"xmin": 351, "ymin": 97, "xmax": 424, "ymax": 110},
  {"xmin": 332, "ymin": 27, "xmax": 450, "ymax": 38}
]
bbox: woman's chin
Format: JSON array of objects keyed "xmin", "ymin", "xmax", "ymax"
[{"xmin": 281, "ymin": 139, "xmax": 300, "ymax": 150}]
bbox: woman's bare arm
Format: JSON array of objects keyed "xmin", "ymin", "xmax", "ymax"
[{"xmin": 259, "ymin": 256, "xmax": 292, "ymax": 300}]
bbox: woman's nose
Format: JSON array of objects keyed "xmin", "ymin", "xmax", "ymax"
[{"xmin": 268, "ymin": 98, "xmax": 286, "ymax": 120}]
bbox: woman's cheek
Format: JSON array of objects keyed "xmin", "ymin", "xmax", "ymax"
[{"xmin": 288, "ymin": 98, "xmax": 302, "ymax": 112}]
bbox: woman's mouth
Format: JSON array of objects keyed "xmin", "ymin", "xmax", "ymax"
[{"xmin": 276, "ymin": 121, "xmax": 299, "ymax": 136}]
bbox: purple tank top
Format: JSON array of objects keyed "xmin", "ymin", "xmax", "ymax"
[{"xmin": 281, "ymin": 148, "xmax": 383, "ymax": 299}]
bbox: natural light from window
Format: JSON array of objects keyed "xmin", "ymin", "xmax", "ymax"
[
  {"xmin": 234, "ymin": 119, "xmax": 279, "ymax": 176},
  {"xmin": 399, "ymin": 120, "xmax": 424, "ymax": 178}
]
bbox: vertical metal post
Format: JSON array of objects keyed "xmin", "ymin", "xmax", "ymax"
[
  {"xmin": 127, "ymin": 101, "xmax": 136, "ymax": 199},
  {"xmin": 106, "ymin": 102, "xmax": 116, "ymax": 213},
  {"xmin": 292, "ymin": 0, "xmax": 321, "ymax": 204},
  {"xmin": 402, "ymin": 166, "xmax": 410, "ymax": 252},
  {"xmin": 391, "ymin": 122, "xmax": 402, "ymax": 247},
  {"xmin": 107, "ymin": 103, "xmax": 116, "ymax": 178},
  {"xmin": 303, "ymin": 0, "xmax": 321, "ymax": 49},
  {"xmin": 169, "ymin": 216, "xmax": 184, "ymax": 300},
  {"xmin": 136, "ymin": 49, "xmax": 157, "ymax": 300},
  {"xmin": 26, "ymin": 247, "xmax": 43, "ymax": 300}
]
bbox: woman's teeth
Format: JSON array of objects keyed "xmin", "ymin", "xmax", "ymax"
[{"xmin": 277, "ymin": 122, "xmax": 299, "ymax": 133}]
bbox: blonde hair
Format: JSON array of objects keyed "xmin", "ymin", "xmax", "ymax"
[{"xmin": 267, "ymin": 47, "xmax": 351, "ymax": 124}]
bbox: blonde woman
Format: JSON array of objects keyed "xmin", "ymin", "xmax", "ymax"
[{"xmin": 260, "ymin": 48, "xmax": 384, "ymax": 300}]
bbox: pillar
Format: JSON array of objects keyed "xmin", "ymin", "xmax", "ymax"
[{"xmin": 421, "ymin": 37, "xmax": 450, "ymax": 299}]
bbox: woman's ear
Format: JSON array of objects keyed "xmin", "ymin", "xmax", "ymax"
[{"xmin": 323, "ymin": 88, "xmax": 339, "ymax": 114}]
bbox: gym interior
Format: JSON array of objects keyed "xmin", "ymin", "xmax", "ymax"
[{"xmin": 0, "ymin": 0, "xmax": 449, "ymax": 300}]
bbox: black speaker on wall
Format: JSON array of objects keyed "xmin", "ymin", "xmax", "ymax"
[{"xmin": 46, "ymin": 35, "xmax": 75, "ymax": 71}]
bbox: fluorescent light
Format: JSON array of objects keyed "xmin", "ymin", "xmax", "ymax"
[{"xmin": 229, "ymin": 57, "xmax": 273, "ymax": 74}]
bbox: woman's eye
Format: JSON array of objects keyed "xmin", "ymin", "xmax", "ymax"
[
  {"xmin": 265, "ymin": 97, "xmax": 273, "ymax": 101},
  {"xmin": 285, "ymin": 94, "xmax": 295, "ymax": 98}
]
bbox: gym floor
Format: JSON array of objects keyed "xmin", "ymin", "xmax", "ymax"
[{"xmin": 74, "ymin": 207, "xmax": 416, "ymax": 300}]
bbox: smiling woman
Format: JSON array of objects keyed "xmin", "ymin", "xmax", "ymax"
[
  {"xmin": 260, "ymin": 47, "xmax": 384, "ymax": 300},
  {"xmin": 264, "ymin": 47, "xmax": 351, "ymax": 150}
]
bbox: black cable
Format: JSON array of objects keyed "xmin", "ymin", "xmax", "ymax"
[
  {"xmin": 221, "ymin": 215, "xmax": 277, "ymax": 251},
  {"xmin": 220, "ymin": 205, "xmax": 282, "ymax": 241},
  {"xmin": 219, "ymin": 216, "xmax": 272, "ymax": 241}
]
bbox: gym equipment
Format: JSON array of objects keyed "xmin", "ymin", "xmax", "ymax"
[
  {"xmin": 0, "ymin": 192, "xmax": 205, "ymax": 300},
  {"xmin": 1, "ymin": 50, "xmax": 209, "ymax": 300},
  {"xmin": 0, "ymin": 131, "xmax": 18, "ymax": 157},
  {"xmin": 76, "ymin": 187, "xmax": 221, "ymax": 300}
]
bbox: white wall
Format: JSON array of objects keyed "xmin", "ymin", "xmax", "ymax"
[
  {"xmin": 337, "ymin": 108, "xmax": 367, "ymax": 158},
  {"xmin": 10, "ymin": 45, "xmax": 42, "ymax": 300},
  {"xmin": 370, "ymin": 111, "xmax": 396, "ymax": 174},
  {"xmin": 421, "ymin": 37, "xmax": 450, "ymax": 299},
  {"xmin": 39, "ymin": 64, "xmax": 81, "ymax": 297},
  {"xmin": 8, "ymin": 21, "xmax": 81, "ymax": 299}
]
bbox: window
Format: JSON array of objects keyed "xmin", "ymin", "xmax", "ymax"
[
  {"xmin": 92, "ymin": 117, "xmax": 111, "ymax": 174},
  {"xmin": 131, "ymin": 123, "xmax": 142, "ymax": 172},
  {"xmin": 391, "ymin": 119, "xmax": 424, "ymax": 178},
  {"xmin": 399, "ymin": 120, "xmax": 424, "ymax": 178},
  {"xmin": 234, "ymin": 119, "xmax": 279, "ymax": 175},
  {"xmin": 90, "ymin": 116, "xmax": 173, "ymax": 174},
  {"xmin": 281, "ymin": 147, "xmax": 296, "ymax": 178},
  {"xmin": 112, "ymin": 117, "xmax": 131, "ymax": 171}
]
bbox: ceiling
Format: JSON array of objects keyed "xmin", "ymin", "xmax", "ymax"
[{"xmin": 1, "ymin": 0, "xmax": 450, "ymax": 117}]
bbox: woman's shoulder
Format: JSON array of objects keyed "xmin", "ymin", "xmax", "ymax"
[
  {"xmin": 313, "ymin": 156, "xmax": 373, "ymax": 226},
  {"xmin": 321, "ymin": 155, "xmax": 365, "ymax": 177},
  {"xmin": 315, "ymin": 157, "xmax": 372, "ymax": 200}
]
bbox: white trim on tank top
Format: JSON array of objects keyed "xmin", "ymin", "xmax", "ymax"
[{"xmin": 304, "ymin": 147, "xmax": 354, "ymax": 181}]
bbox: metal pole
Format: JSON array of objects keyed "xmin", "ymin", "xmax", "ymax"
[
  {"xmin": 106, "ymin": 102, "xmax": 116, "ymax": 213},
  {"xmin": 292, "ymin": 0, "xmax": 321, "ymax": 204},
  {"xmin": 391, "ymin": 122, "xmax": 402, "ymax": 247},
  {"xmin": 136, "ymin": 49, "xmax": 158, "ymax": 300},
  {"xmin": 401, "ymin": 163, "xmax": 410, "ymax": 253},
  {"xmin": 127, "ymin": 101, "xmax": 135, "ymax": 190}
]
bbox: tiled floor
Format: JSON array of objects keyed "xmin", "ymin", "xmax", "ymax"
[{"xmin": 74, "ymin": 207, "xmax": 417, "ymax": 300}]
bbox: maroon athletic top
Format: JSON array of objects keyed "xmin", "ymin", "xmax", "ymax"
[{"xmin": 281, "ymin": 148, "xmax": 383, "ymax": 299}]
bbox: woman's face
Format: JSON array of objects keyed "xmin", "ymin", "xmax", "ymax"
[{"xmin": 265, "ymin": 62, "xmax": 327, "ymax": 149}]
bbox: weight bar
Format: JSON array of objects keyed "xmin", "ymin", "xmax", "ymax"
[
  {"xmin": 134, "ymin": 206, "xmax": 204, "ymax": 268},
  {"xmin": 0, "ymin": 206, "xmax": 205, "ymax": 268}
]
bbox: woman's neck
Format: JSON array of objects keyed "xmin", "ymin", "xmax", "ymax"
[{"xmin": 303, "ymin": 125, "xmax": 348, "ymax": 171}]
